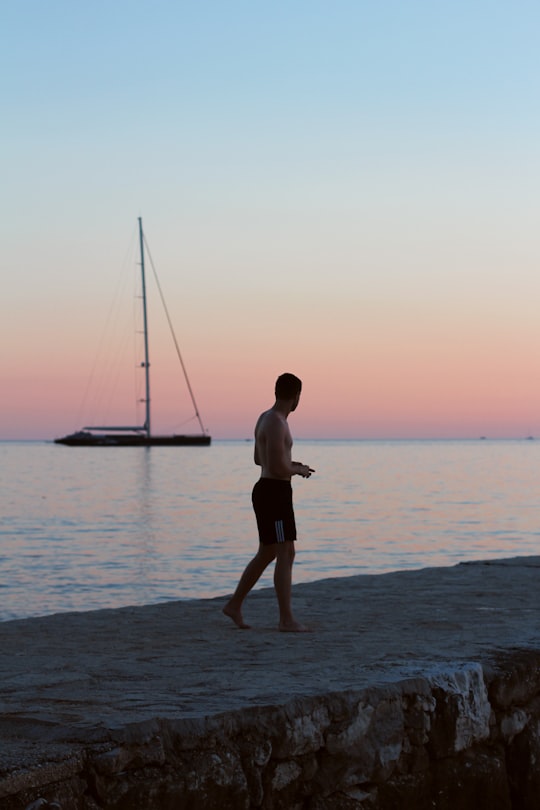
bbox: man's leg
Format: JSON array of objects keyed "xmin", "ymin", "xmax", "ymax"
[
  {"xmin": 274, "ymin": 541, "xmax": 309, "ymax": 632},
  {"xmin": 223, "ymin": 543, "xmax": 277, "ymax": 628}
]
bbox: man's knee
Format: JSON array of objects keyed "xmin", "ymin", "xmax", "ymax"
[
  {"xmin": 257, "ymin": 543, "xmax": 277, "ymax": 563},
  {"xmin": 277, "ymin": 541, "xmax": 295, "ymax": 562}
]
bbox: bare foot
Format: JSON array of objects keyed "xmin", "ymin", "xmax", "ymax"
[
  {"xmin": 279, "ymin": 619, "xmax": 311, "ymax": 633},
  {"xmin": 223, "ymin": 604, "xmax": 251, "ymax": 629}
]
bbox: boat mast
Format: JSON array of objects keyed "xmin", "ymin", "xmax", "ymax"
[{"xmin": 139, "ymin": 217, "xmax": 151, "ymax": 438}]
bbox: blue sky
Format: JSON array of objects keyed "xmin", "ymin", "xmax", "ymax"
[{"xmin": 5, "ymin": 1, "xmax": 539, "ymax": 232}]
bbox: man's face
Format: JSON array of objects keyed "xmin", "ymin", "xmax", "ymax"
[{"xmin": 290, "ymin": 391, "xmax": 301, "ymax": 412}]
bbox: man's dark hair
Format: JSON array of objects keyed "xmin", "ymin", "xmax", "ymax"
[{"xmin": 275, "ymin": 373, "xmax": 302, "ymax": 400}]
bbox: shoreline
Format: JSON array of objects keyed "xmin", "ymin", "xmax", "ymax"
[
  {"xmin": 1, "ymin": 557, "xmax": 539, "ymax": 807},
  {"xmin": 2, "ymin": 550, "xmax": 538, "ymax": 625}
]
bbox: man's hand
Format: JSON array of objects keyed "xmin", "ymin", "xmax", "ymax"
[{"xmin": 294, "ymin": 462, "xmax": 315, "ymax": 478}]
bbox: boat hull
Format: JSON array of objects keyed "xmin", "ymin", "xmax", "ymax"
[{"xmin": 54, "ymin": 432, "xmax": 211, "ymax": 447}]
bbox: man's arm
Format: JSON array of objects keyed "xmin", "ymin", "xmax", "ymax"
[{"xmin": 254, "ymin": 413, "xmax": 263, "ymax": 466}]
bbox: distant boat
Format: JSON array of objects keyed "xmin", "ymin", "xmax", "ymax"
[{"xmin": 55, "ymin": 219, "xmax": 211, "ymax": 447}]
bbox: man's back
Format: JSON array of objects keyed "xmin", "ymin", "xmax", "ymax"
[{"xmin": 254, "ymin": 408, "xmax": 293, "ymax": 480}]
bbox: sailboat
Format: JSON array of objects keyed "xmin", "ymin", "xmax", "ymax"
[{"xmin": 55, "ymin": 218, "xmax": 211, "ymax": 447}]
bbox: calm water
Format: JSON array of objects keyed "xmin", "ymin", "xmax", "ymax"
[{"xmin": 1, "ymin": 439, "xmax": 539, "ymax": 621}]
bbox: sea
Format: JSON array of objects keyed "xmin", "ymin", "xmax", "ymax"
[{"xmin": 1, "ymin": 439, "xmax": 538, "ymax": 622}]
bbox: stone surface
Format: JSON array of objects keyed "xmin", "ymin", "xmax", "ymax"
[{"xmin": 0, "ymin": 556, "xmax": 538, "ymax": 808}]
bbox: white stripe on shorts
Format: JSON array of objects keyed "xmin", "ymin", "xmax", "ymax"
[{"xmin": 275, "ymin": 520, "xmax": 285, "ymax": 543}]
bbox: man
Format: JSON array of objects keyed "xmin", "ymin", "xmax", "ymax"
[{"xmin": 223, "ymin": 373, "xmax": 314, "ymax": 632}]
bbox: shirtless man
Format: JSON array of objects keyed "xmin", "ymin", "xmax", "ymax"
[{"xmin": 223, "ymin": 373, "xmax": 314, "ymax": 632}]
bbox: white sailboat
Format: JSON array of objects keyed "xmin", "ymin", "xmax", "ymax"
[{"xmin": 55, "ymin": 218, "xmax": 211, "ymax": 447}]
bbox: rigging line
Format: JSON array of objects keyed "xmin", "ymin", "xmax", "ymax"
[
  {"xmin": 142, "ymin": 234, "xmax": 208, "ymax": 435},
  {"xmin": 174, "ymin": 413, "xmax": 200, "ymax": 430},
  {"xmin": 76, "ymin": 226, "xmax": 139, "ymax": 427}
]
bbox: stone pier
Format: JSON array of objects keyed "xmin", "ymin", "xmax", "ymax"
[{"xmin": 0, "ymin": 557, "xmax": 538, "ymax": 809}]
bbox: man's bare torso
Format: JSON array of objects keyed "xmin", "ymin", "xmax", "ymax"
[{"xmin": 254, "ymin": 408, "xmax": 293, "ymax": 480}]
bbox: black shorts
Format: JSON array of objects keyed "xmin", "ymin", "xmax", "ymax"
[{"xmin": 252, "ymin": 478, "xmax": 297, "ymax": 545}]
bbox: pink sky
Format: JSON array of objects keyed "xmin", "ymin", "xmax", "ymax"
[{"xmin": 4, "ymin": 266, "xmax": 539, "ymax": 440}]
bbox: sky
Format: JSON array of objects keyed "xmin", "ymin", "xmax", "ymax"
[{"xmin": 2, "ymin": 1, "xmax": 540, "ymax": 440}]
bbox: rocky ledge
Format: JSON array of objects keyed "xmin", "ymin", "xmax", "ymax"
[{"xmin": 1, "ymin": 557, "xmax": 538, "ymax": 809}]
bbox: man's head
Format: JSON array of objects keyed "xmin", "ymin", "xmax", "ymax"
[{"xmin": 275, "ymin": 373, "xmax": 302, "ymax": 409}]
